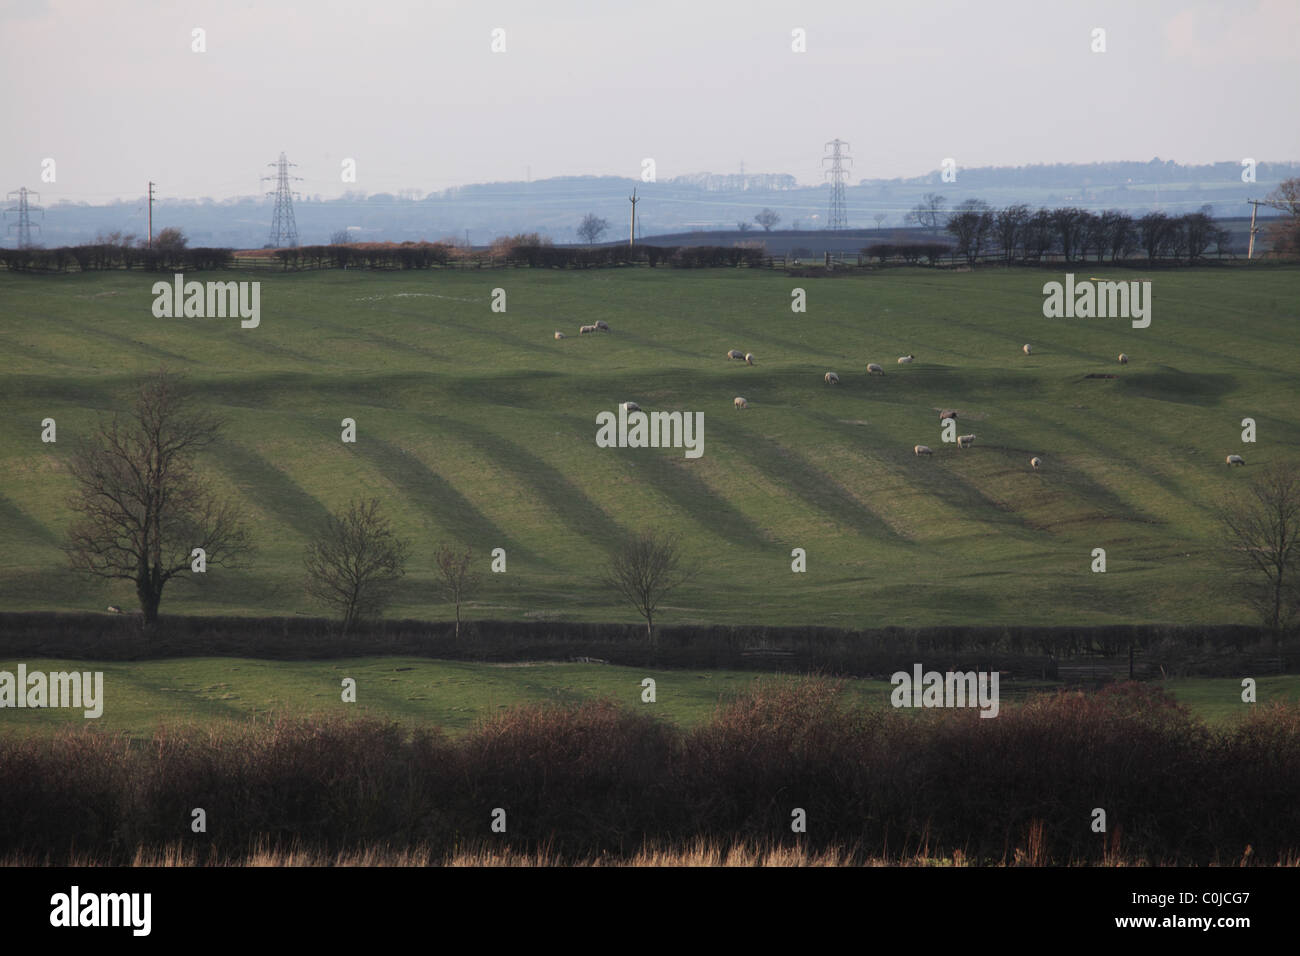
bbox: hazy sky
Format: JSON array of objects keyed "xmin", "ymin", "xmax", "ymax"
[{"xmin": 3, "ymin": 0, "xmax": 1297, "ymax": 203}]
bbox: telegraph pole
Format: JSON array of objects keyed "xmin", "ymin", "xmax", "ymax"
[
  {"xmin": 628, "ymin": 188, "xmax": 640, "ymax": 246},
  {"xmin": 1245, "ymin": 199, "xmax": 1264, "ymax": 260},
  {"xmin": 147, "ymin": 181, "xmax": 156, "ymax": 248}
]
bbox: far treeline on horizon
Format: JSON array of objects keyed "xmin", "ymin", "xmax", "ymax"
[{"xmin": 8, "ymin": 158, "xmax": 1299, "ymax": 251}]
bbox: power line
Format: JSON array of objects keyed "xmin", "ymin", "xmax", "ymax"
[
  {"xmin": 262, "ymin": 152, "xmax": 302, "ymax": 248},
  {"xmin": 823, "ymin": 139, "xmax": 852, "ymax": 230},
  {"xmin": 4, "ymin": 187, "xmax": 43, "ymax": 247}
]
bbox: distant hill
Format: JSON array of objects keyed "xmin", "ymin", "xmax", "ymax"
[{"xmin": 9, "ymin": 160, "xmax": 1296, "ymax": 250}]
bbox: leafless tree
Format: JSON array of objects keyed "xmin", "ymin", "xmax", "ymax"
[
  {"xmin": 64, "ymin": 367, "xmax": 252, "ymax": 625},
  {"xmin": 434, "ymin": 543, "xmax": 481, "ymax": 639},
  {"xmin": 304, "ymin": 498, "xmax": 410, "ymax": 633},
  {"xmin": 905, "ymin": 193, "xmax": 947, "ymax": 235},
  {"xmin": 873, "ymin": 213, "xmax": 887, "ymax": 230},
  {"xmin": 604, "ymin": 530, "xmax": 699, "ymax": 642},
  {"xmin": 994, "ymin": 204, "xmax": 1030, "ymax": 264},
  {"xmin": 754, "ymin": 208, "xmax": 781, "ymax": 232},
  {"xmin": 577, "ymin": 213, "xmax": 610, "ymax": 246},
  {"xmin": 1137, "ymin": 211, "xmax": 1171, "ymax": 263},
  {"xmin": 1216, "ymin": 463, "xmax": 1300, "ymax": 636},
  {"xmin": 1263, "ymin": 177, "xmax": 1300, "ymax": 257},
  {"xmin": 151, "ymin": 227, "xmax": 187, "ymax": 250},
  {"xmin": 945, "ymin": 199, "xmax": 994, "ymax": 264}
]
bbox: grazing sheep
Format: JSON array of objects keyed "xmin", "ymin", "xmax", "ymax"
[
  {"xmin": 1022, "ymin": 344, "xmax": 1032, "ymax": 355},
  {"xmin": 579, "ymin": 324, "xmax": 598, "ymax": 334},
  {"xmin": 744, "ymin": 353, "xmax": 755, "ymax": 366},
  {"xmin": 866, "ymin": 363, "xmax": 884, "ymax": 375},
  {"xmin": 107, "ymin": 605, "xmax": 122, "ymax": 614},
  {"xmin": 554, "ymin": 331, "xmax": 566, "ymax": 340},
  {"xmin": 1226, "ymin": 454, "xmax": 1245, "ymax": 466},
  {"xmin": 734, "ymin": 396, "xmax": 748, "ymax": 410},
  {"xmin": 898, "ymin": 354, "xmax": 914, "ymax": 364},
  {"xmin": 914, "ymin": 445, "xmax": 933, "ymax": 456},
  {"xmin": 1030, "ymin": 456, "xmax": 1042, "ymax": 470},
  {"xmin": 595, "ymin": 320, "xmax": 610, "ymax": 331},
  {"xmin": 824, "ymin": 372, "xmax": 840, "ymax": 385},
  {"xmin": 727, "ymin": 349, "xmax": 745, "ymax": 361},
  {"xmin": 620, "ymin": 401, "xmax": 641, "ymax": 413},
  {"xmin": 1118, "ymin": 353, "xmax": 1128, "ymax": 364},
  {"xmin": 957, "ymin": 434, "xmax": 976, "ymax": 448},
  {"xmin": 939, "ymin": 409, "xmax": 958, "ymax": 422}
]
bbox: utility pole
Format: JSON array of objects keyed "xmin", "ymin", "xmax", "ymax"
[
  {"xmin": 628, "ymin": 187, "xmax": 640, "ymax": 246},
  {"xmin": 147, "ymin": 181, "xmax": 156, "ymax": 248},
  {"xmin": 1245, "ymin": 199, "xmax": 1265, "ymax": 260},
  {"xmin": 4, "ymin": 187, "xmax": 42, "ymax": 248}
]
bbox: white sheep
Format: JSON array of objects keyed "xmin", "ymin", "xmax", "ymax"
[
  {"xmin": 914, "ymin": 445, "xmax": 933, "ymax": 456},
  {"xmin": 824, "ymin": 372, "xmax": 840, "ymax": 385},
  {"xmin": 897, "ymin": 354, "xmax": 914, "ymax": 364},
  {"xmin": 734, "ymin": 396, "xmax": 748, "ymax": 410},
  {"xmin": 1118, "ymin": 353, "xmax": 1128, "ymax": 364},
  {"xmin": 106, "ymin": 605, "xmax": 122, "ymax": 614},
  {"xmin": 595, "ymin": 320, "xmax": 610, "ymax": 331},
  {"xmin": 1226, "ymin": 454, "xmax": 1245, "ymax": 466},
  {"xmin": 1022, "ymin": 344, "xmax": 1032, "ymax": 355},
  {"xmin": 579, "ymin": 324, "xmax": 598, "ymax": 334},
  {"xmin": 957, "ymin": 434, "xmax": 976, "ymax": 448},
  {"xmin": 620, "ymin": 401, "xmax": 641, "ymax": 413},
  {"xmin": 866, "ymin": 363, "xmax": 884, "ymax": 375},
  {"xmin": 1030, "ymin": 456, "xmax": 1042, "ymax": 469},
  {"xmin": 727, "ymin": 349, "xmax": 745, "ymax": 361},
  {"xmin": 554, "ymin": 331, "xmax": 566, "ymax": 340},
  {"xmin": 939, "ymin": 409, "xmax": 958, "ymax": 422},
  {"xmin": 744, "ymin": 352, "xmax": 755, "ymax": 366}
]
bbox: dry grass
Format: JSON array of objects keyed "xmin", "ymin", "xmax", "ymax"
[{"xmin": 4, "ymin": 840, "xmax": 1297, "ymax": 868}]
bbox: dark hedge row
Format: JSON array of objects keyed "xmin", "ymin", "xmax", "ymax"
[
  {"xmin": 0, "ymin": 245, "xmax": 234, "ymax": 272},
  {"xmin": 0, "ymin": 612, "xmax": 1284, "ymax": 677},
  {"xmin": 1, "ymin": 681, "xmax": 1295, "ymax": 864}
]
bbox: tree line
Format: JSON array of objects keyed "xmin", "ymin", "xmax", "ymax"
[
  {"xmin": 57, "ymin": 368, "xmax": 1300, "ymax": 642},
  {"xmin": 64, "ymin": 369, "xmax": 699, "ymax": 639}
]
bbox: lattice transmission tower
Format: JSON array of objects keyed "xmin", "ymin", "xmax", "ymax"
[
  {"xmin": 823, "ymin": 139, "xmax": 852, "ymax": 230},
  {"xmin": 4, "ymin": 187, "xmax": 42, "ymax": 247},
  {"xmin": 263, "ymin": 152, "xmax": 302, "ymax": 247}
]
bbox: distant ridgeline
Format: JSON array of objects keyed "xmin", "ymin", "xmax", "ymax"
[{"xmin": 9, "ymin": 159, "xmax": 1297, "ymax": 249}]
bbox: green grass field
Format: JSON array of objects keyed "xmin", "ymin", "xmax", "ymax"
[
  {"xmin": 2, "ymin": 657, "xmax": 1296, "ymax": 738},
  {"xmin": 1, "ymin": 265, "xmax": 1298, "ymax": 627}
]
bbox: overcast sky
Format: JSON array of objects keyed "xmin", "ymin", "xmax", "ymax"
[{"xmin": 3, "ymin": 0, "xmax": 1297, "ymax": 203}]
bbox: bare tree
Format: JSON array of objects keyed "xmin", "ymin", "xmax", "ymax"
[
  {"xmin": 1050, "ymin": 207, "xmax": 1087, "ymax": 262},
  {"xmin": 905, "ymin": 193, "xmax": 947, "ymax": 235},
  {"xmin": 994, "ymin": 204, "xmax": 1030, "ymax": 264},
  {"xmin": 945, "ymin": 198, "xmax": 993, "ymax": 265},
  {"xmin": 152, "ymin": 227, "xmax": 187, "ymax": 250},
  {"xmin": 873, "ymin": 213, "xmax": 887, "ymax": 229},
  {"xmin": 65, "ymin": 367, "xmax": 252, "ymax": 625},
  {"xmin": 328, "ymin": 229, "xmax": 352, "ymax": 245},
  {"xmin": 577, "ymin": 213, "xmax": 610, "ymax": 246},
  {"xmin": 1137, "ymin": 211, "xmax": 1171, "ymax": 263},
  {"xmin": 604, "ymin": 530, "xmax": 699, "ymax": 642},
  {"xmin": 735, "ymin": 221, "xmax": 753, "ymax": 232},
  {"xmin": 754, "ymin": 208, "xmax": 781, "ymax": 232},
  {"xmin": 1216, "ymin": 463, "xmax": 1300, "ymax": 636},
  {"xmin": 434, "ymin": 543, "xmax": 481, "ymax": 639},
  {"xmin": 1263, "ymin": 178, "xmax": 1300, "ymax": 256},
  {"xmin": 304, "ymin": 498, "xmax": 410, "ymax": 633}
]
